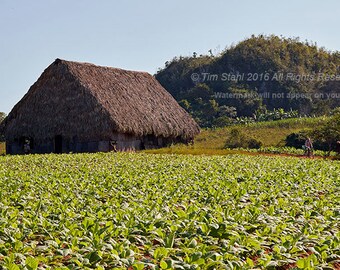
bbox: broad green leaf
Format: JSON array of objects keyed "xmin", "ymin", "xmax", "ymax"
[
  {"xmin": 26, "ymin": 256, "xmax": 39, "ymax": 270},
  {"xmin": 160, "ymin": 260, "xmax": 168, "ymax": 269}
]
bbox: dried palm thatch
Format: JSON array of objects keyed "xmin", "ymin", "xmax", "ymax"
[{"xmin": 2, "ymin": 59, "xmax": 200, "ymax": 142}]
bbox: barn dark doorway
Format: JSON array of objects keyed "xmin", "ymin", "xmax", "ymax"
[{"xmin": 54, "ymin": 135, "xmax": 63, "ymax": 154}]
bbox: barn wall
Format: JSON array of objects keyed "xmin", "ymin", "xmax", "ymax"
[
  {"xmin": 6, "ymin": 141, "xmax": 54, "ymax": 155},
  {"xmin": 6, "ymin": 143, "xmax": 21, "ymax": 155},
  {"xmin": 6, "ymin": 133, "xmax": 182, "ymax": 155}
]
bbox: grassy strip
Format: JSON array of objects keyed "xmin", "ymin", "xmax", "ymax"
[
  {"xmin": 145, "ymin": 117, "xmax": 336, "ymax": 158},
  {"xmin": 195, "ymin": 117, "xmax": 326, "ymax": 149}
]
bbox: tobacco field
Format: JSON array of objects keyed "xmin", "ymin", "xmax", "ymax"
[{"xmin": 0, "ymin": 153, "xmax": 339, "ymax": 269}]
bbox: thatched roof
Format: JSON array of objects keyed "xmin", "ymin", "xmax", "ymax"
[{"xmin": 2, "ymin": 59, "xmax": 200, "ymax": 141}]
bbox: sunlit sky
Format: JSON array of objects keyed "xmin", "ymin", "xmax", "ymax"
[{"xmin": 1, "ymin": 0, "xmax": 339, "ymax": 114}]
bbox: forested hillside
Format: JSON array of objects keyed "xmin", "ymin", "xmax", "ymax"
[{"xmin": 156, "ymin": 35, "xmax": 340, "ymax": 127}]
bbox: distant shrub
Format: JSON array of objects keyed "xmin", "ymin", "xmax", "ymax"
[
  {"xmin": 312, "ymin": 112, "xmax": 340, "ymax": 153},
  {"xmin": 285, "ymin": 130, "xmax": 331, "ymax": 151},
  {"xmin": 248, "ymin": 138, "xmax": 263, "ymax": 149},
  {"xmin": 330, "ymin": 107, "xmax": 340, "ymax": 116},
  {"xmin": 285, "ymin": 132, "xmax": 307, "ymax": 148},
  {"xmin": 225, "ymin": 128, "xmax": 262, "ymax": 149}
]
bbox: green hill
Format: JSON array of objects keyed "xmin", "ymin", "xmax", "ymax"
[{"xmin": 156, "ymin": 35, "xmax": 340, "ymax": 127}]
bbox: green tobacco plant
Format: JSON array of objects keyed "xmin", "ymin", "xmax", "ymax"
[{"xmin": 0, "ymin": 153, "xmax": 339, "ymax": 269}]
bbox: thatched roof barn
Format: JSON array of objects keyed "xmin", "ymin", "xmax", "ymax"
[{"xmin": 2, "ymin": 59, "xmax": 200, "ymax": 154}]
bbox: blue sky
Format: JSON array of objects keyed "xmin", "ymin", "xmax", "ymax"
[{"xmin": 1, "ymin": 0, "xmax": 339, "ymax": 114}]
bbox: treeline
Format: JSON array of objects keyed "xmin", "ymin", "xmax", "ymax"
[
  {"xmin": 0, "ymin": 112, "xmax": 6, "ymax": 141},
  {"xmin": 156, "ymin": 35, "xmax": 340, "ymax": 127}
]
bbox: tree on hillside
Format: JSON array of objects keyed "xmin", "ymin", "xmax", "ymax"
[{"xmin": 312, "ymin": 113, "xmax": 340, "ymax": 154}]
